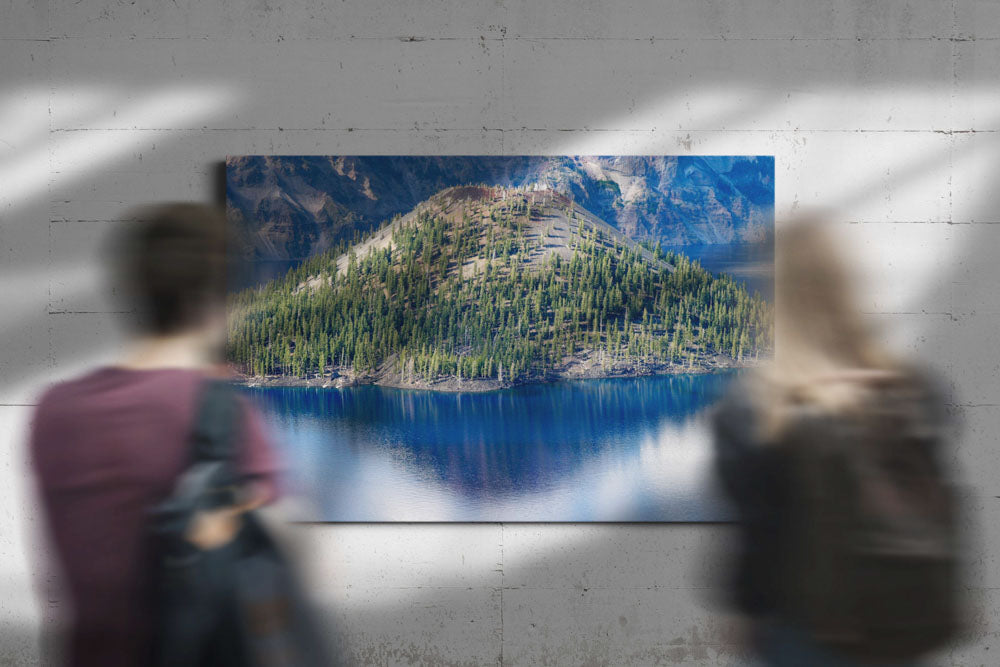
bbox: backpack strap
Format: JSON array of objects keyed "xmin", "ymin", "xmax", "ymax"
[
  {"xmin": 183, "ymin": 379, "xmax": 242, "ymax": 509},
  {"xmin": 149, "ymin": 380, "xmax": 242, "ymax": 551},
  {"xmin": 190, "ymin": 379, "xmax": 240, "ymax": 464}
]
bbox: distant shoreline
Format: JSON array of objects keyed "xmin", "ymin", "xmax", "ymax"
[{"xmin": 235, "ymin": 351, "xmax": 760, "ymax": 393}]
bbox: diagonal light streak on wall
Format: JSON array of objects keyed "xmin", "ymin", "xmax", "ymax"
[{"xmin": 0, "ymin": 85, "xmax": 241, "ymax": 214}]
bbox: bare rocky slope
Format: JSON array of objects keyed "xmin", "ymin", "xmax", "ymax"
[{"xmin": 226, "ymin": 155, "xmax": 774, "ymax": 260}]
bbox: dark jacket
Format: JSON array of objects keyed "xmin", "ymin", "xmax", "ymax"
[
  {"xmin": 712, "ymin": 384, "xmax": 792, "ymax": 617},
  {"xmin": 711, "ymin": 370, "xmax": 953, "ymax": 620}
]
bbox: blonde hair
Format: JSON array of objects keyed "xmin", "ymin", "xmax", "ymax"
[{"xmin": 756, "ymin": 215, "xmax": 899, "ymax": 437}]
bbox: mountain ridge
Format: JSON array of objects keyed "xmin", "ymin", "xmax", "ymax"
[{"xmin": 226, "ymin": 155, "xmax": 774, "ymax": 260}]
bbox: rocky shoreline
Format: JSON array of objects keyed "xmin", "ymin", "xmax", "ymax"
[{"xmin": 236, "ymin": 350, "xmax": 759, "ymax": 393}]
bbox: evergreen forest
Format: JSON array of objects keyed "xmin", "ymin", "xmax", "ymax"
[{"xmin": 227, "ymin": 186, "xmax": 773, "ymax": 385}]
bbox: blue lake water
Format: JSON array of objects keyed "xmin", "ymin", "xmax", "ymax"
[
  {"xmin": 240, "ymin": 241, "xmax": 770, "ymax": 521},
  {"xmin": 663, "ymin": 242, "xmax": 774, "ymax": 302},
  {"xmin": 245, "ymin": 372, "xmax": 738, "ymax": 522},
  {"xmin": 231, "ymin": 259, "xmax": 300, "ymax": 292}
]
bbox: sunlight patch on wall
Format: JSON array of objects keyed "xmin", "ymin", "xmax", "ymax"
[{"xmin": 0, "ymin": 84, "xmax": 241, "ymax": 214}]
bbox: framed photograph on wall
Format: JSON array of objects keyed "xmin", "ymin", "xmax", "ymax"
[{"xmin": 226, "ymin": 156, "xmax": 774, "ymax": 521}]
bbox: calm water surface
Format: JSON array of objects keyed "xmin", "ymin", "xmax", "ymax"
[
  {"xmin": 245, "ymin": 372, "xmax": 738, "ymax": 522},
  {"xmin": 240, "ymin": 242, "xmax": 768, "ymax": 521},
  {"xmin": 663, "ymin": 242, "xmax": 774, "ymax": 301}
]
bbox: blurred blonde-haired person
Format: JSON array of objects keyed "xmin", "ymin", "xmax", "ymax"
[{"xmin": 713, "ymin": 218, "xmax": 963, "ymax": 666}]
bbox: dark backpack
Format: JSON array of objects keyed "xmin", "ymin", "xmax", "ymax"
[
  {"xmin": 148, "ymin": 379, "xmax": 333, "ymax": 666},
  {"xmin": 781, "ymin": 375, "xmax": 961, "ymax": 661}
]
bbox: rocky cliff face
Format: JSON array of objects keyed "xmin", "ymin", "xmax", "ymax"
[{"xmin": 226, "ymin": 155, "xmax": 773, "ymax": 260}]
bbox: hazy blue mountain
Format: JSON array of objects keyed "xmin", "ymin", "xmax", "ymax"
[{"xmin": 226, "ymin": 155, "xmax": 773, "ymax": 260}]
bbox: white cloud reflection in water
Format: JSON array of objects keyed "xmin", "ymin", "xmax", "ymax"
[{"xmin": 251, "ymin": 373, "xmax": 733, "ymax": 523}]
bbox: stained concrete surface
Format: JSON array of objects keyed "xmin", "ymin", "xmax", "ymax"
[{"xmin": 1, "ymin": 1, "xmax": 999, "ymax": 664}]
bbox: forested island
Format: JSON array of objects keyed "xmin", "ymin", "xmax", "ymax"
[{"xmin": 227, "ymin": 185, "xmax": 773, "ymax": 391}]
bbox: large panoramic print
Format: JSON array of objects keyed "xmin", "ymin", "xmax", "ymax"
[{"xmin": 226, "ymin": 155, "xmax": 774, "ymax": 521}]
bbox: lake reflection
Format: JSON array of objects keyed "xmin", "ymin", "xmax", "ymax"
[{"xmin": 245, "ymin": 372, "xmax": 738, "ymax": 522}]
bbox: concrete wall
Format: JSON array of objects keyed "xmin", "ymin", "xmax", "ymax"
[{"xmin": 2, "ymin": 1, "xmax": 998, "ymax": 664}]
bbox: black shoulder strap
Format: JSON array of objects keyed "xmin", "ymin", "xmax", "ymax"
[
  {"xmin": 150, "ymin": 380, "xmax": 243, "ymax": 535},
  {"xmin": 190, "ymin": 379, "xmax": 240, "ymax": 466}
]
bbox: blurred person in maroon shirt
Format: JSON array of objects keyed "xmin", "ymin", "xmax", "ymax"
[{"xmin": 30, "ymin": 204, "xmax": 280, "ymax": 666}]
